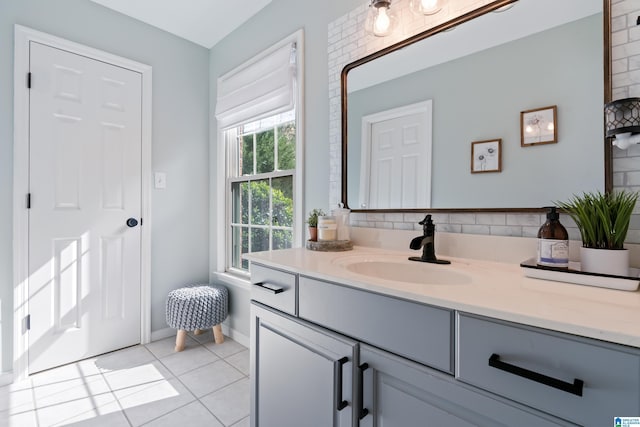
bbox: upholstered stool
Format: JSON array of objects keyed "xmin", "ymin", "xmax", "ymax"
[{"xmin": 166, "ymin": 284, "xmax": 228, "ymax": 352}]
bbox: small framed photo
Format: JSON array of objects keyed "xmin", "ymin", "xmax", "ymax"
[
  {"xmin": 471, "ymin": 139, "xmax": 502, "ymax": 174},
  {"xmin": 521, "ymin": 105, "xmax": 557, "ymax": 147}
]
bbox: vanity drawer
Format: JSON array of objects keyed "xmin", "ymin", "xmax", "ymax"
[
  {"xmin": 457, "ymin": 313, "xmax": 640, "ymax": 426},
  {"xmin": 298, "ymin": 276, "xmax": 453, "ymax": 373},
  {"xmin": 250, "ymin": 263, "xmax": 297, "ymax": 316}
]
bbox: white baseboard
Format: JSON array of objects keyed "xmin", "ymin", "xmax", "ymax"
[
  {"xmin": 222, "ymin": 324, "xmax": 249, "ymax": 348},
  {"xmin": 150, "ymin": 327, "xmax": 175, "ymax": 342},
  {"xmin": 0, "ymin": 371, "xmax": 14, "ymax": 386},
  {"xmin": 151, "ymin": 325, "xmax": 249, "ymax": 348}
]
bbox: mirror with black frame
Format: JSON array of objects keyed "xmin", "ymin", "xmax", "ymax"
[{"xmin": 342, "ymin": 0, "xmax": 611, "ymax": 211}]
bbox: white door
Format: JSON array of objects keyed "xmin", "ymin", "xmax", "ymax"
[
  {"xmin": 368, "ymin": 112, "xmax": 430, "ymax": 209},
  {"xmin": 28, "ymin": 41, "xmax": 142, "ymax": 373}
]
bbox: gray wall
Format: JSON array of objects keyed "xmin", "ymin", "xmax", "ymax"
[
  {"xmin": 348, "ymin": 14, "xmax": 603, "ymax": 209},
  {"xmin": 0, "ymin": 0, "xmax": 210, "ymax": 373},
  {"xmin": 208, "ymin": 0, "xmax": 361, "ymax": 338}
]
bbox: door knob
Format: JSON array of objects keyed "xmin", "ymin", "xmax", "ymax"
[{"xmin": 126, "ymin": 218, "xmax": 139, "ymax": 228}]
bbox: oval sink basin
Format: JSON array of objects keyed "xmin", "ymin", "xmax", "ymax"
[{"xmin": 343, "ymin": 260, "xmax": 472, "ymax": 285}]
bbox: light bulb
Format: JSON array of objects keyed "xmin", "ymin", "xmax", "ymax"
[
  {"xmin": 374, "ymin": 8, "xmax": 391, "ymax": 35},
  {"xmin": 410, "ymin": 0, "xmax": 441, "ymax": 16},
  {"xmin": 365, "ymin": 1, "xmax": 397, "ymax": 37},
  {"xmin": 421, "ymin": 0, "xmax": 439, "ymax": 13}
]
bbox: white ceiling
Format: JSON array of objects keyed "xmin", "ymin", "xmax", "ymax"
[{"xmin": 89, "ymin": 0, "xmax": 272, "ymax": 49}]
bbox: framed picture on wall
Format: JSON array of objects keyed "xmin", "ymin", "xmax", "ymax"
[
  {"xmin": 471, "ymin": 139, "xmax": 502, "ymax": 174},
  {"xmin": 521, "ymin": 105, "xmax": 557, "ymax": 147}
]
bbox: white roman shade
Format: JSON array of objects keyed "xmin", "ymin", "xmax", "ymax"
[{"xmin": 216, "ymin": 42, "xmax": 296, "ymax": 129}]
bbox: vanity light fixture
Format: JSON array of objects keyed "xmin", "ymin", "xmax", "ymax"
[
  {"xmin": 409, "ymin": 0, "xmax": 442, "ymax": 16},
  {"xmin": 604, "ymin": 97, "xmax": 640, "ymax": 150},
  {"xmin": 365, "ymin": 0, "xmax": 398, "ymax": 37}
]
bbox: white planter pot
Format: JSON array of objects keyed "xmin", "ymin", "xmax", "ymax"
[{"xmin": 579, "ymin": 247, "xmax": 629, "ymax": 276}]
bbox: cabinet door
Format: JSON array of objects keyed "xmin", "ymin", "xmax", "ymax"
[
  {"xmin": 251, "ymin": 302, "xmax": 356, "ymax": 427},
  {"xmin": 358, "ymin": 344, "xmax": 576, "ymax": 427}
]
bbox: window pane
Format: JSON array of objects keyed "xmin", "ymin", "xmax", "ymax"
[
  {"xmin": 250, "ymin": 180, "xmax": 270, "ymax": 225},
  {"xmin": 278, "ymin": 122, "xmax": 296, "ymax": 170},
  {"xmin": 256, "ymin": 129, "xmax": 275, "ymax": 174},
  {"xmin": 251, "ymin": 227, "xmax": 269, "ymax": 253},
  {"xmin": 241, "ymin": 134, "xmax": 254, "ymax": 175},
  {"xmin": 272, "ymin": 176, "xmax": 293, "ymax": 227},
  {"xmin": 273, "ymin": 229, "xmax": 293, "ymax": 250},
  {"xmin": 231, "ymin": 182, "xmax": 245, "ymax": 224},
  {"xmin": 230, "ymin": 225, "xmax": 247, "ymax": 269},
  {"xmin": 232, "ymin": 182, "xmax": 249, "ymax": 224}
]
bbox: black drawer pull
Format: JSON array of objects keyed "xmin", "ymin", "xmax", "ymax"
[
  {"xmin": 334, "ymin": 357, "xmax": 349, "ymax": 411},
  {"xmin": 358, "ymin": 363, "xmax": 370, "ymax": 419},
  {"xmin": 488, "ymin": 353, "xmax": 584, "ymax": 396},
  {"xmin": 253, "ymin": 282, "xmax": 284, "ymax": 294}
]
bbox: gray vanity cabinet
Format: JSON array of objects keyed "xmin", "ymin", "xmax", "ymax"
[
  {"xmin": 250, "ymin": 262, "xmax": 640, "ymax": 427},
  {"xmin": 250, "ymin": 302, "xmax": 356, "ymax": 427},
  {"xmin": 358, "ymin": 344, "xmax": 576, "ymax": 427},
  {"xmin": 457, "ymin": 313, "xmax": 640, "ymax": 427}
]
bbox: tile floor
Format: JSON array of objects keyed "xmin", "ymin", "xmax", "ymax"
[{"xmin": 0, "ymin": 331, "xmax": 250, "ymax": 426}]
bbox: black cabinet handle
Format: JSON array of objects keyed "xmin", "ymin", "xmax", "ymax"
[
  {"xmin": 334, "ymin": 357, "xmax": 349, "ymax": 411},
  {"xmin": 253, "ymin": 282, "xmax": 284, "ymax": 294},
  {"xmin": 358, "ymin": 363, "xmax": 370, "ymax": 419},
  {"xmin": 488, "ymin": 353, "xmax": 584, "ymax": 396},
  {"xmin": 126, "ymin": 218, "xmax": 139, "ymax": 228}
]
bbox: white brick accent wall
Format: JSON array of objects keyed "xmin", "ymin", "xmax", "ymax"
[
  {"xmin": 328, "ymin": 0, "xmax": 640, "ymax": 242},
  {"xmin": 612, "ymin": 0, "xmax": 640, "ymax": 244}
]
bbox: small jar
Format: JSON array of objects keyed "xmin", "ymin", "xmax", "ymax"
[
  {"xmin": 317, "ymin": 216, "xmax": 337, "ymax": 241},
  {"xmin": 332, "ymin": 206, "xmax": 351, "ymax": 241}
]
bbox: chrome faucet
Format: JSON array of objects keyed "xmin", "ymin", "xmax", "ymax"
[{"xmin": 409, "ymin": 215, "xmax": 451, "ymax": 264}]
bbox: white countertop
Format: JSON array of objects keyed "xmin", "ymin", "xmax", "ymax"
[{"xmin": 245, "ymin": 246, "xmax": 640, "ymax": 348}]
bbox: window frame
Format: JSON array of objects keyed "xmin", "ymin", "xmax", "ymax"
[
  {"xmin": 226, "ymin": 117, "xmax": 297, "ymax": 276},
  {"xmin": 214, "ymin": 30, "xmax": 304, "ymax": 283}
]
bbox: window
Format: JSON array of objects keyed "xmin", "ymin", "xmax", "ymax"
[
  {"xmin": 227, "ymin": 111, "xmax": 296, "ymax": 273},
  {"xmin": 215, "ymin": 31, "xmax": 303, "ymax": 278}
]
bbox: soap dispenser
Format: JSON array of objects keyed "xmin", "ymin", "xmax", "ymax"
[{"xmin": 537, "ymin": 207, "xmax": 569, "ymax": 269}]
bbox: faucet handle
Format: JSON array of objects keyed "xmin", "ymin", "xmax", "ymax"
[{"xmin": 418, "ymin": 214, "xmax": 432, "ymax": 226}]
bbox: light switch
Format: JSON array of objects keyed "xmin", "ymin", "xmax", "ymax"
[{"xmin": 154, "ymin": 172, "xmax": 167, "ymax": 189}]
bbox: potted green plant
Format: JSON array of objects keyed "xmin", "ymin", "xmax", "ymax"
[
  {"xmin": 307, "ymin": 208, "xmax": 325, "ymax": 242},
  {"xmin": 556, "ymin": 190, "xmax": 638, "ymax": 276}
]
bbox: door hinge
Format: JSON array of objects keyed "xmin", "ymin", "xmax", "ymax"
[
  {"xmin": 27, "ymin": 193, "xmax": 31, "ymax": 209},
  {"xmin": 27, "ymin": 72, "xmax": 31, "ymax": 89},
  {"xmin": 25, "ymin": 314, "xmax": 31, "ymax": 331}
]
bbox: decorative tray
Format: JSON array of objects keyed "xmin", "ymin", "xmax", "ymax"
[
  {"xmin": 306, "ymin": 240, "xmax": 353, "ymax": 252},
  {"xmin": 520, "ymin": 258, "xmax": 640, "ymax": 291}
]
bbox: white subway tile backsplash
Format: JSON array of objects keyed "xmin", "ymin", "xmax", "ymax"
[
  {"xmin": 384, "ymin": 213, "xmax": 404, "ymax": 222},
  {"xmin": 613, "ymin": 58, "xmax": 628, "ymax": 74},
  {"xmin": 430, "ymin": 213, "xmax": 450, "ymax": 224},
  {"xmin": 462, "ymin": 224, "xmax": 491, "ymax": 235},
  {"xmin": 475, "ymin": 213, "xmax": 506, "ymax": 226},
  {"xmin": 438, "ymin": 224, "xmax": 462, "ymax": 233},
  {"xmin": 450, "ymin": 213, "xmax": 475, "ymax": 224},
  {"xmin": 612, "ymin": 29, "xmax": 629, "ymax": 46},
  {"xmin": 522, "ymin": 226, "xmax": 540, "ymax": 238},
  {"xmin": 611, "ymin": 14, "xmax": 627, "ymax": 32},
  {"xmin": 393, "ymin": 222, "xmax": 414, "ymax": 230},
  {"xmin": 490, "ymin": 226, "xmax": 523, "ymax": 237},
  {"xmin": 506, "ymin": 214, "xmax": 541, "ymax": 227},
  {"xmin": 366, "ymin": 213, "xmax": 385, "ymax": 221}
]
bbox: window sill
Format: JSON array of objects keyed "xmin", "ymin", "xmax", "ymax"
[{"xmin": 212, "ymin": 271, "xmax": 251, "ymax": 292}]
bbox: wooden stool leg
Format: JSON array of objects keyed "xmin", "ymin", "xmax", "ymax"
[
  {"xmin": 213, "ymin": 324, "xmax": 224, "ymax": 344},
  {"xmin": 194, "ymin": 328, "xmax": 203, "ymax": 335},
  {"xmin": 175, "ymin": 329, "xmax": 187, "ymax": 352}
]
